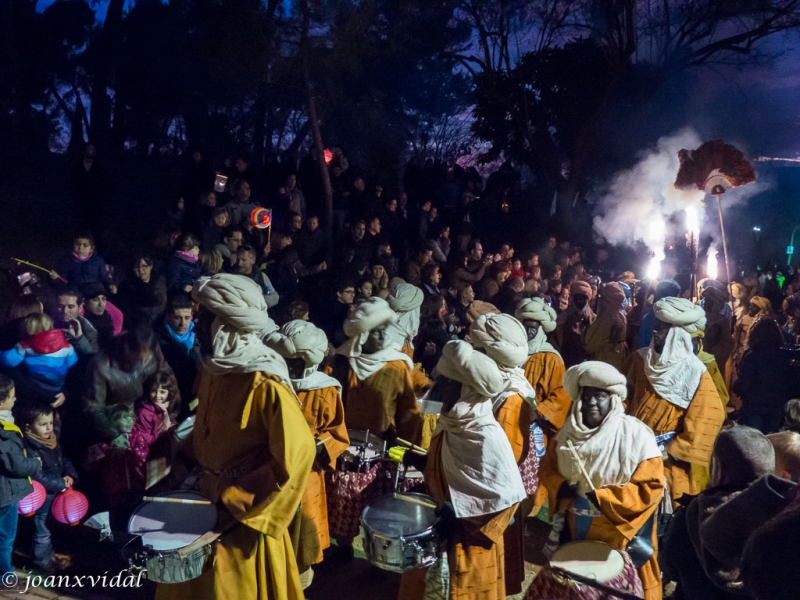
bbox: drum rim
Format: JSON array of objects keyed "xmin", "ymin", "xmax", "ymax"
[
  {"xmin": 128, "ymin": 490, "xmax": 216, "ymax": 551},
  {"xmin": 360, "ymin": 492, "xmax": 439, "ymax": 538}
]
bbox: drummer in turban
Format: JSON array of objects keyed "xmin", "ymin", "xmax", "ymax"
[
  {"xmin": 336, "ymin": 297, "xmax": 422, "ymax": 444},
  {"xmin": 387, "ymin": 283, "xmax": 424, "ymax": 359},
  {"xmin": 555, "ymin": 280, "xmax": 596, "ymax": 367},
  {"xmin": 396, "ymin": 341, "xmax": 526, "ymax": 600},
  {"xmin": 268, "ymin": 320, "xmax": 349, "ymax": 584},
  {"xmin": 156, "ymin": 274, "xmax": 315, "ymax": 600},
  {"xmin": 515, "ymin": 298, "xmax": 571, "ymax": 432},
  {"xmin": 585, "ymin": 282, "xmax": 629, "ymax": 371},
  {"xmin": 537, "ymin": 361, "xmax": 664, "ymax": 600},
  {"xmin": 469, "ymin": 312, "xmax": 534, "ymax": 594},
  {"xmin": 625, "ymin": 297, "xmax": 725, "ymax": 502}
]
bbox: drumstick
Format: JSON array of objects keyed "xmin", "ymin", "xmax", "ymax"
[
  {"xmin": 142, "ymin": 496, "xmax": 213, "ymax": 505},
  {"xmin": 316, "ymin": 436, "xmax": 332, "ymax": 446},
  {"xmin": 395, "ymin": 437, "xmax": 427, "ymax": 455},
  {"xmin": 566, "ymin": 440, "xmax": 596, "ymax": 492},
  {"xmin": 392, "ymin": 493, "xmax": 437, "ymax": 510}
]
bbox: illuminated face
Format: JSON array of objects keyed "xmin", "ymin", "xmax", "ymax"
[
  {"xmin": 354, "ymin": 178, "xmax": 366, "ymax": 192},
  {"xmin": 580, "ymin": 386, "xmax": 612, "ymax": 429},
  {"xmin": 359, "ymin": 281, "xmax": 373, "ymax": 298},
  {"xmin": 430, "ymin": 268, "xmax": 441, "ymax": 285},
  {"xmin": 149, "ymin": 386, "xmax": 170, "ymax": 410},
  {"xmin": 56, "ymin": 295, "xmax": 81, "ymax": 322},
  {"xmin": 28, "ymin": 413, "xmax": 54, "ymax": 438},
  {"xmin": 307, "ymin": 217, "xmax": 319, "ymax": 232},
  {"xmin": 419, "ymin": 250, "xmax": 433, "ymax": 266},
  {"xmin": 523, "ymin": 320, "xmax": 541, "ymax": 341},
  {"xmin": 289, "ymin": 215, "xmax": 303, "ymax": 231},
  {"xmin": 372, "ymin": 265, "xmax": 385, "ymax": 280},
  {"xmin": 0, "ymin": 387, "xmax": 15, "ymax": 411},
  {"xmin": 236, "ymin": 251, "xmax": 256, "ymax": 274},
  {"xmin": 460, "ymin": 286, "xmax": 475, "ymax": 304},
  {"xmin": 86, "ymin": 295, "xmax": 107, "ymax": 316},
  {"xmin": 225, "ymin": 232, "xmax": 243, "ymax": 252},
  {"xmin": 337, "ymin": 287, "xmax": 356, "ymax": 304},
  {"xmin": 470, "ymin": 243, "xmax": 483, "ymax": 260},
  {"xmin": 73, "ymin": 238, "xmax": 93, "ymax": 258},
  {"xmin": 205, "ymin": 192, "xmax": 217, "ymax": 207},
  {"xmin": 169, "ymin": 308, "xmax": 193, "ymax": 335},
  {"xmin": 352, "ymin": 223, "xmax": 366, "ymax": 241},
  {"xmin": 134, "ymin": 259, "xmax": 152, "ymax": 282},
  {"xmin": 236, "ymin": 182, "xmax": 251, "ymax": 201},
  {"xmin": 213, "ymin": 212, "xmax": 229, "ymax": 227}
]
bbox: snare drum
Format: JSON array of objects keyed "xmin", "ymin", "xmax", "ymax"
[
  {"xmin": 336, "ymin": 429, "xmax": 386, "ymax": 472},
  {"xmin": 524, "ymin": 541, "xmax": 643, "ymax": 600},
  {"xmin": 128, "ymin": 491, "xmax": 218, "ymax": 584},
  {"xmin": 360, "ymin": 493, "xmax": 441, "ymax": 573}
]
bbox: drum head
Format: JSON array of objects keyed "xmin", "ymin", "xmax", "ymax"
[
  {"xmin": 128, "ymin": 491, "xmax": 217, "ymax": 551},
  {"xmin": 550, "ymin": 541, "xmax": 624, "ymax": 582},
  {"xmin": 362, "ymin": 493, "xmax": 438, "ymax": 537},
  {"xmin": 347, "ymin": 429, "xmax": 384, "ymax": 449}
]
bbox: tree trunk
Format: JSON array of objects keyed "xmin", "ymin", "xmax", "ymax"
[
  {"xmin": 89, "ymin": 0, "xmax": 125, "ymax": 152},
  {"xmin": 301, "ymin": 1, "xmax": 334, "ymax": 263}
]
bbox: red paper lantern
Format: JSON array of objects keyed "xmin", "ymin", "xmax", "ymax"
[
  {"xmin": 51, "ymin": 489, "xmax": 89, "ymax": 526},
  {"xmin": 324, "ymin": 149, "xmax": 333, "ymax": 164},
  {"xmin": 18, "ymin": 480, "xmax": 46, "ymax": 516}
]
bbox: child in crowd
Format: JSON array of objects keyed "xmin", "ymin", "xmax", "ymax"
[
  {"xmin": 0, "ymin": 314, "xmax": 77, "ymax": 410},
  {"xmin": 168, "ymin": 233, "xmax": 202, "ymax": 295},
  {"xmin": 201, "ymin": 206, "xmax": 230, "ymax": 250},
  {"xmin": 22, "ymin": 406, "xmax": 77, "ymax": 572},
  {"xmin": 52, "ymin": 234, "xmax": 116, "ymax": 293},
  {"xmin": 131, "ymin": 370, "xmax": 178, "ymax": 466},
  {"xmin": 768, "ymin": 431, "xmax": 800, "ymax": 482},
  {"xmin": 98, "ymin": 405, "xmax": 137, "ymax": 507},
  {"xmin": 0, "ymin": 376, "xmax": 42, "ymax": 575}
]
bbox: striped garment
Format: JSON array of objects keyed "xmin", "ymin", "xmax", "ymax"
[{"xmin": 0, "ymin": 329, "xmax": 77, "ymax": 392}]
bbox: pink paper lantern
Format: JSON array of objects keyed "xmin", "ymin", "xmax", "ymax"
[
  {"xmin": 324, "ymin": 149, "xmax": 333, "ymax": 164},
  {"xmin": 18, "ymin": 480, "xmax": 46, "ymax": 516},
  {"xmin": 51, "ymin": 489, "xmax": 89, "ymax": 526}
]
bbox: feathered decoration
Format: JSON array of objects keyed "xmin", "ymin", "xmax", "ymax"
[{"xmin": 674, "ymin": 140, "xmax": 755, "ymax": 192}]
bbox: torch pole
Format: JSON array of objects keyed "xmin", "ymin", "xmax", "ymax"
[
  {"xmin": 689, "ymin": 232, "xmax": 697, "ymax": 302},
  {"xmin": 716, "ymin": 194, "xmax": 733, "ymax": 285}
]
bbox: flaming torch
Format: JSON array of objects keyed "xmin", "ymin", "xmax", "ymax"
[
  {"xmin": 645, "ymin": 218, "xmax": 666, "ymax": 280},
  {"xmin": 707, "ymin": 248, "xmax": 718, "ymax": 280},
  {"xmin": 685, "ymin": 205, "xmax": 701, "ymax": 300}
]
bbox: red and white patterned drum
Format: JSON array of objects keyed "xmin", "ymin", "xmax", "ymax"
[{"xmin": 525, "ymin": 542, "xmax": 643, "ymax": 600}]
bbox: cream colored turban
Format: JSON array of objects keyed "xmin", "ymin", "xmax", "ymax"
[
  {"xmin": 563, "ymin": 360, "xmax": 628, "ymax": 402},
  {"xmin": 269, "ymin": 320, "xmax": 328, "ymax": 368},
  {"xmin": 193, "ymin": 274, "xmax": 278, "ymax": 338},
  {"xmin": 469, "ymin": 313, "xmax": 528, "ymax": 368},
  {"xmin": 343, "ymin": 296, "xmax": 397, "ymax": 350},
  {"xmin": 436, "ymin": 340, "xmax": 504, "ymax": 398},
  {"xmin": 514, "ymin": 297, "xmax": 557, "ymax": 333},
  {"xmin": 388, "ymin": 283, "xmax": 424, "ymax": 313},
  {"xmin": 653, "ymin": 297, "xmax": 706, "ymax": 334}
]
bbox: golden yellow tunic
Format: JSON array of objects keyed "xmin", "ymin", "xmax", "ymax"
[
  {"xmin": 522, "ymin": 351, "xmax": 572, "ymax": 429},
  {"xmin": 585, "ymin": 313, "xmax": 629, "ymax": 371},
  {"xmin": 625, "ymin": 351, "xmax": 725, "ymax": 501},
  {"xmin": 697, "ymin": 350, "xmax": 729, "ymax": 408},
  {"xmin": 292, "ymin": 385, "xmax": 350, "ymax": 571},
  {"xmin": 345, "ymin": 361, "xmax": 423, "ymax": 445},
  {"xmin": 539, "ymin": 448, "xmax": 665, "ymax": 600},
  {"xmin": 156, "ymin": 371, "xmax": 315, "ymax": 600},
  {"xmin": 397, "ymin": 435, "xmax": 517, "ymax": 600},
  {"xmin": 495, "ymin": 393, "xmax": 533, "ymax": 464}
]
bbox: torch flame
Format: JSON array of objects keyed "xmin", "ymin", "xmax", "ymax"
[
  {"xmin": 707, "ymin": 248, "xmax": 718, "ymax": 280},
  {"xmin": 646, "ymin": 253, "xmax": 664, "ymax": 280},
  {"xmin": 685, "ymin": 205, "xmax": 701, "ymax": 242}
]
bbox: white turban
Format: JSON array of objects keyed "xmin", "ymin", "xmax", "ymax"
[
  {"xmin": 514, "ymin": 297, "xmax": 557, "ymax": 333},
  {"xmin": 436, "ymin": 340, "xmax": 504, "ymax": 399},
  {"xmin": 654, "ymin": 297, "xmax": 706, "ymax": 334},
  {"xmin": 336, "ymin": 297, "xmax": 411, "ymax": 381},
  {"xmin": 387, "ymin": 283, "xmax": 424, "ymax": 348},
  {"xmin": 270, "ymin": 320, "xmax": 328, "ymax": 368},
  {"xmin": 556, "ymin": 361, "xmax": 659, "ymax": 493},
  {"xmin": 562, "ymin": 360, "xmax": 628, "ymax": 402},
  {"xmin": 469, "ymin": 313, "xmax": 529, "ymax": 368},
  {"xmin": 192, "ymin": 274, "xmax": 292, "ymax": 427}
]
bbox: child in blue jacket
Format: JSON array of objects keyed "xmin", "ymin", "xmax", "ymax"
[{"xmin": 51, "ymin": 234, "xmax": 116, "ymax": 294}]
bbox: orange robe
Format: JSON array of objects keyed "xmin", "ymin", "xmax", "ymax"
[
  {"xmin": 397, "ymin": 435, "xmax": 517, "ymax": 600},
  {"xmin": 291, "ymin": 385, "xmax": 350, "ymax": 571},
  {"xmin": 522, "ymin": 351, "xmax": 572, "ymax": 505},
  {"xmin": 495, "ymin": 393, "xmax": 533, "ymax": 464},
  {"xmin": 625, "ymin": 351, "xmax": 725, "ymax": 501},
  {"xmin": 345, "ymin": 360, "xmax": 423, "ymax": 445},
  {"xmin": 539, "ymin": 447, "xmax": 665, "ymax": 600},
  {"xmin": 157, "ymin": 371, "xmax": 315, "ymax": 600}
]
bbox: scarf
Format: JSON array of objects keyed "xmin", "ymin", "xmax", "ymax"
[
  {"xmin": 639, "ymin": 327, "xmax": 707, "ymax": 409},
  {"xmin": 434, "ymin": 340, "xmax": 527, "ymax": 517},
  {"xmin": 293, "ymin": 370, "xmax": 342, "ymax": 394},
  {"xmin": 0, "ymin": 410, "xmax": 14, "ymax": 425},
  {"xmin": 193, "ymin": 275, "xmax": 292, "ymax": 427},
  {"xmin": 166, "ymin": 321, "xmax": 196, "ymax": 352},
  {"xmin": 72, "ymin": 251, "xmax": 93, "ymax": 262},
  {"xmin": 492, "ymin": 366, "xmax": 536, "ymax": 413},
  {"xmin": 175, "ymin": 250, "xmax": 199, "ymax": 264},
  {"xmin": 26, "ymin": 430, "xmax": 57, "ymax": 450},
  {"xmin": 556, "ymin": 362, "xmax": 660, "ymax": 494},
  {"xmin": 525, "ymin": 325, "xmax": 560, "ymax": 358}
]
